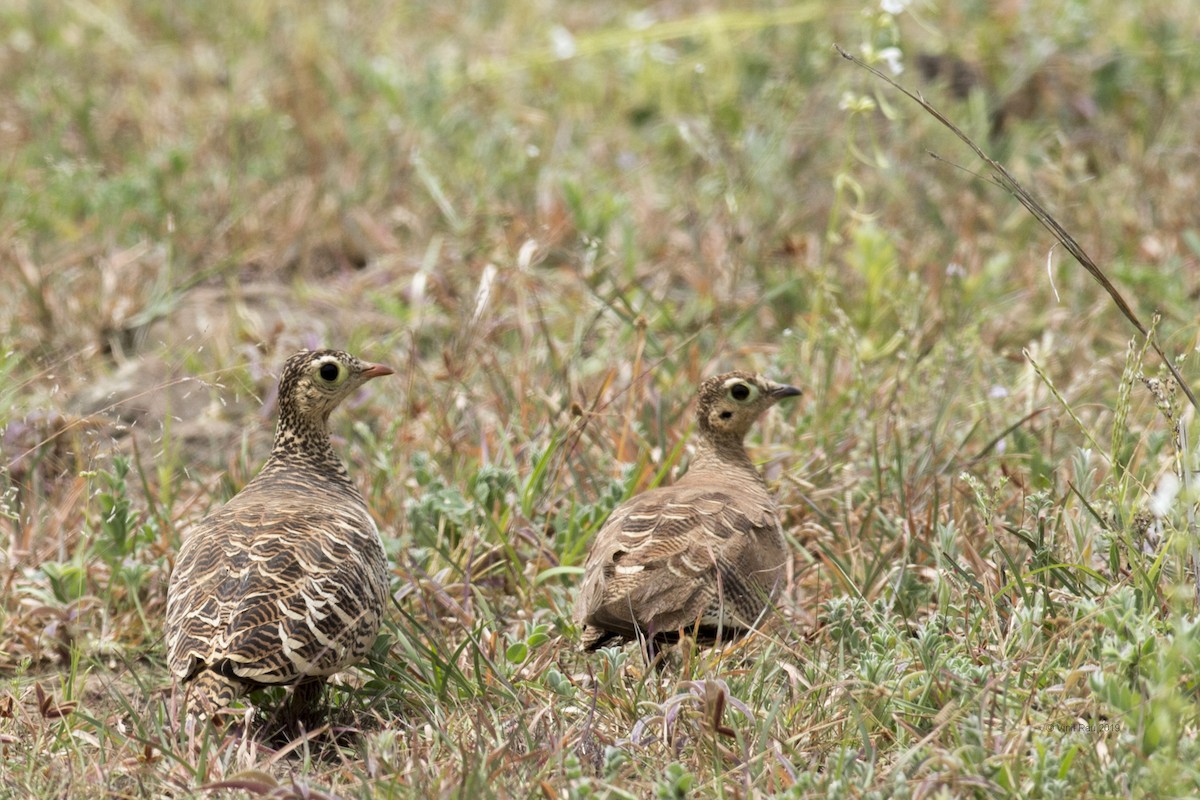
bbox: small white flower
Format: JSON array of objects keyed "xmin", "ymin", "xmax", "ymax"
[
  {"xmin": 1150, "ymin": 472, "xmax": 1181, "ymax": 518},
  {"xmin": 881, "ymin": 0, "xmax": 912, "ymax": 14},
  {"xmin": 946, "ymin": 262, "xmax": 966, "ymax": 278},
  {"xmin": 879, "ymin": 46, "xmax": 904, "ymax": 75},
  {"xmin": 550, "ymin": 26, "xmax": 577, "ymax": 59},
  {"xmin": 988, "ymin": 385, "xmax": 1009, "ymax": 399},
  {"xmin": 627, "ymin": 10, "xmax": 655, "ymax": 31}
]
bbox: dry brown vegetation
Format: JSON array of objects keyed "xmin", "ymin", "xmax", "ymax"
[{"xmin": 3, "ymin": 0, "xmax": 1200, "ymax": 797}]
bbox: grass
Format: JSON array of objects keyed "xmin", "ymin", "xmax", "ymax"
[{"xmin": 3, "ymin": 0, "xmax": 1200, "ymax": 796}]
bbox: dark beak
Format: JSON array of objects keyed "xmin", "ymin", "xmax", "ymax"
[{"xmin": 767, "ymin": 381, "xmax": 802, "ymax": 399}]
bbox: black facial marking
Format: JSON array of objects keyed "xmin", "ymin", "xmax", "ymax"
[{"xmin": 720, "ymin": 410, "xmax": 734, "ymax": 419}]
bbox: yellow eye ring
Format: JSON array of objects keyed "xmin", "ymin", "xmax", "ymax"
[
  {"xmin": 724, "ymin": 379, "xmax": 758, "ymax": 403},
  {"xmin": 316, "ymin": 360, "xmax": 346, "ymax": 385}
]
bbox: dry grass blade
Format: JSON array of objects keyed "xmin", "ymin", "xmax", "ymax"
[{"xmin": 833, "ymin": 43, "xmax": 1199, "ymax": 413}]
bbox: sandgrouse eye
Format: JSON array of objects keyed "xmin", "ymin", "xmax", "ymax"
[
  {"xmin": 574, "ymin": 370, "xmax": 801, "ymax": 652},
  {"xmin": 165, "ymin": 349, "xmax": 394, "ymax": 727}
]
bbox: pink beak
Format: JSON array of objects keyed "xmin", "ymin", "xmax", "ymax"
[{"xmin": 360, "ymin": 363, "xmax": 395, "ymax": 379}]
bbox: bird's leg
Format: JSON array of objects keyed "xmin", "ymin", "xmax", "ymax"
[
  {"xmin": 280, "ymin": 679, "xmax": 327, "ymax": 734},
  {"xmin": 639, "ymin": 624, "xmax": 674, "ymax": 675},
  {"xmin": 636, "ymin": 623, "xmax": 656, "ymax": 667}
]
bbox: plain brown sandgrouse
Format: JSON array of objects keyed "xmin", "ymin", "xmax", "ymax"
[
  {"xmin": 574, "ymin": 371, "xmax": 801, "ymax": 651},
  {"xmin": 165, "ymin": 349, "xmax": 393, "ymax": 723}
]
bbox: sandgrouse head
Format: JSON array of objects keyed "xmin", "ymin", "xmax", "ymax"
[
  {"xmin": 695, "ymin": 370, "xmax": 802, "ymax": 440},
  {"xmin": 276, "ymin": 350, "xmax": 394, "ymax": 432}
]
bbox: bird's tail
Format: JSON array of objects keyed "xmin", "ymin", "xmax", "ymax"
[{"xmin": 184, "ymin": 669, "xmax": 242, "ymax": 724}]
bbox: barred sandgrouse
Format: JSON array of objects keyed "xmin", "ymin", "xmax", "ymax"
[
  {"xmin": 575, "ymin": 371, "xmax": 800, "ymax": 651},
  {"xmin": 165, "ymin": 349, "xmax": 393, "ymax": 723}
]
